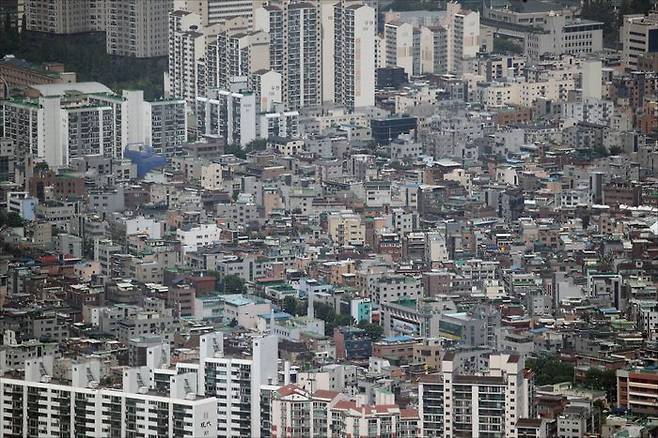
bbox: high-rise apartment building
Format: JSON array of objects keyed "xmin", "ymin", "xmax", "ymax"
[
  {"xmin": 143, "ymin": 98, "xmax": 188, "ymax": 157},
  {"xmin": 418, "ymin": 353, "xmax": 533, "ymax": 438},
  {"xmin": 286, "ymin": 2, "xmax": 321, "ymax": 110},
  {"xmin": 0, "ymin": 333, "xmax": 277, "ymax": 438},
  {"xmin": 254, "ymin": 1, "xmax": 321, "ymax": 110},
  {"xmin": 167, "ymin": 11, "xmax": 207, "ymax": 107},
  {"xmin": 196, "ymin": 89, "xmax": 257, "ymax": 147},
  {"xmin": 333, "ymin": 3, "xmax": 376, "ymax": 110},
  {"xmin": 174, "ymin": 0, "xmax": 255, "ymax": 27},
  {"xmin": 212, "ymin": 30, "xmax": 270, "ymax": 90},
  {"xmin": 385, "ymin": 21, "xmax": 415, "ymax": 77},
  {"xmin": 0, "ymin": 0, "xmax": 25, "ymax": 31},
  {"xmin": 25, "ymin": 0, "xmax": 106, "ymax": 34},
  {"xmin": 106, "ymin": 0, "xmax": 173, "ymax": 58},
  {"xmin": 0, "ymin": 357, "xmax": 218, "ymax": 437},
  {"xmin": 191, "ymin": 333, "xmax": 279, "ymax": 438},
  {"xmin": 26, "ymin": 0, "xmax": 173, "ymax": 57},
  {"xmin": 446, "ymin": 2, "xmax": 480, "ymax": 74},
  {"xmin": 1, "ymin": 83, "xmax": 187, "ymax": 167},
  {"xmin": 382, "ymin": 2, "xmax": 476, "ymax": 76}
]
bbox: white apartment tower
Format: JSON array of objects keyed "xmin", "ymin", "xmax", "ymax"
[
  {"xmin": 167, "ymin": 11, "xmax": 206, "ymax": 107},
  {"xmin": 286, "ymin": 2, "xmax": 321, "ymax": 110},
  {"xmin": 0, "ymin": 357, "xmax": 218, "ymax": 438},
  {"xmin": 249, "ymin": 70, "xmax": 283, "ymax": 113},
  {"xmin": 333, "ymin": 3, "xmax": 376, "ymax": 110},
  {"xmin": 449, "ymin": 5, "xmax": 480, "ymax": 74},
  {"xmin": 106, "ymin": 0, "xmax": 173, "ymax": 57},
  {"xmin": 196, "ymin": 89, "xmax": 257, "ymax": 147},
  {"xmin": 2, "ymin": 84, "xmax": 187, "ymax": 167},
  {"xmin": 211, "ymin": 30, "xmax": 271, "ymax": 90},
  {"xmin": 419, "ymin": 25, "xmax": 448, "ymax": 75},
  {"xmin": 254, "ymin": 2, "xmax": 322, "ymax": 111},
  {"xmin": 385, "ymin": 21, "xmax": 415, "ymax": 77},
  {"xmin": 436, "ymin": 1, "xmax": 480, "ymax": 74},
  {"xmin": 438, "ymin": 353, "xmax": 532, "ymax": 438},
  {"xmin": 192, "ymin": 333, "xmax": 279, "ymax": 438}
]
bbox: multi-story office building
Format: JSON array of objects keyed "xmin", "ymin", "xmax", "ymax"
[
  {"xmin": 525, "ymin": 16, "xmax": 603, "ymax": 62},
  {"xmin": 196, "ymin": 88, "xmax": 257, "ymax": 147},
  {"xmin": 333, "ymin": 3, "xmax": 376, "ymax": 110},
  {"xmin": 621, "ymin": 12, "xmax": 658, "ymax": 70},
  {"xmin": 254, "ymin": 2, "xmax": 321, "ymax": 110},
  {"xmin": 419, "ymin": 353, "xmax": 533, "ymax": 438},
  {"xmin": 207, "ymin": 0, "xmax": 255, "ymax": 26},
  {"xmin": 106, "ymin": 0, "xmax": 173, "ymax": 58},
  {"xmin": 369, "ymin": 274, "xmax": 423, "ymax": 306},
  {"xmin": 482, "ymin": 3, "xmax": 601, "ymax": 63}
]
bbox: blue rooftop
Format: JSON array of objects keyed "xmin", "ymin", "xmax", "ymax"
[{"xmin": 600, "ymin": 307, "xmax": 620, "ymax": 314}]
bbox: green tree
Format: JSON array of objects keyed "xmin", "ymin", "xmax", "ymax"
[
  {"xmin": 0, "ymin": 211, "xmax": 25, "ymax": 228},
  {"xmin": 245, "ymin": 139, "xmax": 267, "ymax": 152},
  {"xmin": 526, "ymin": 355, "xmax": 575, "ymax": 385},
  {"xmin": 282, "ymin": 296, "xmax": 300, "ymax": 315},
  {"xmin": 358, "ymin": 321, "xmax": 384, "ymax": 341},
  {"xmin": 225, "ymin": 144, "xmax": 247, "ymax": 159},
  {"xmin": 581, "ymin": 0, "xmax": 619, "ymax": 47},
  {"xmin": 493, "ymin": 37, "xmax": 524, "ymax": 55},
  {"xmin": 583, "ymin": 368, "xmax": 617, "ymax": 403},
  {"xmin": 314, "ymin": 302, "xmax": 335, "ymax": 321},
  {"xmin": 222, "ymin": 275, "xmax": 246, "ymax": 294}
]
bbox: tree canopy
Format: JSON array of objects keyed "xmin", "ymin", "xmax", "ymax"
[
  {"xmin": 357, "ymin": 321, "xmax": 384, "ymax": 341},
  {"xmin": 0, "ymin": 211, "xmax": 25, "ymax": 228},
  {"xmin": 222, "ymin": 275, "xmax": 246, "ymax": 294},
  {"xmin": 526, "ymin": 355, "xmax": 575, "ymax": 386}
]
